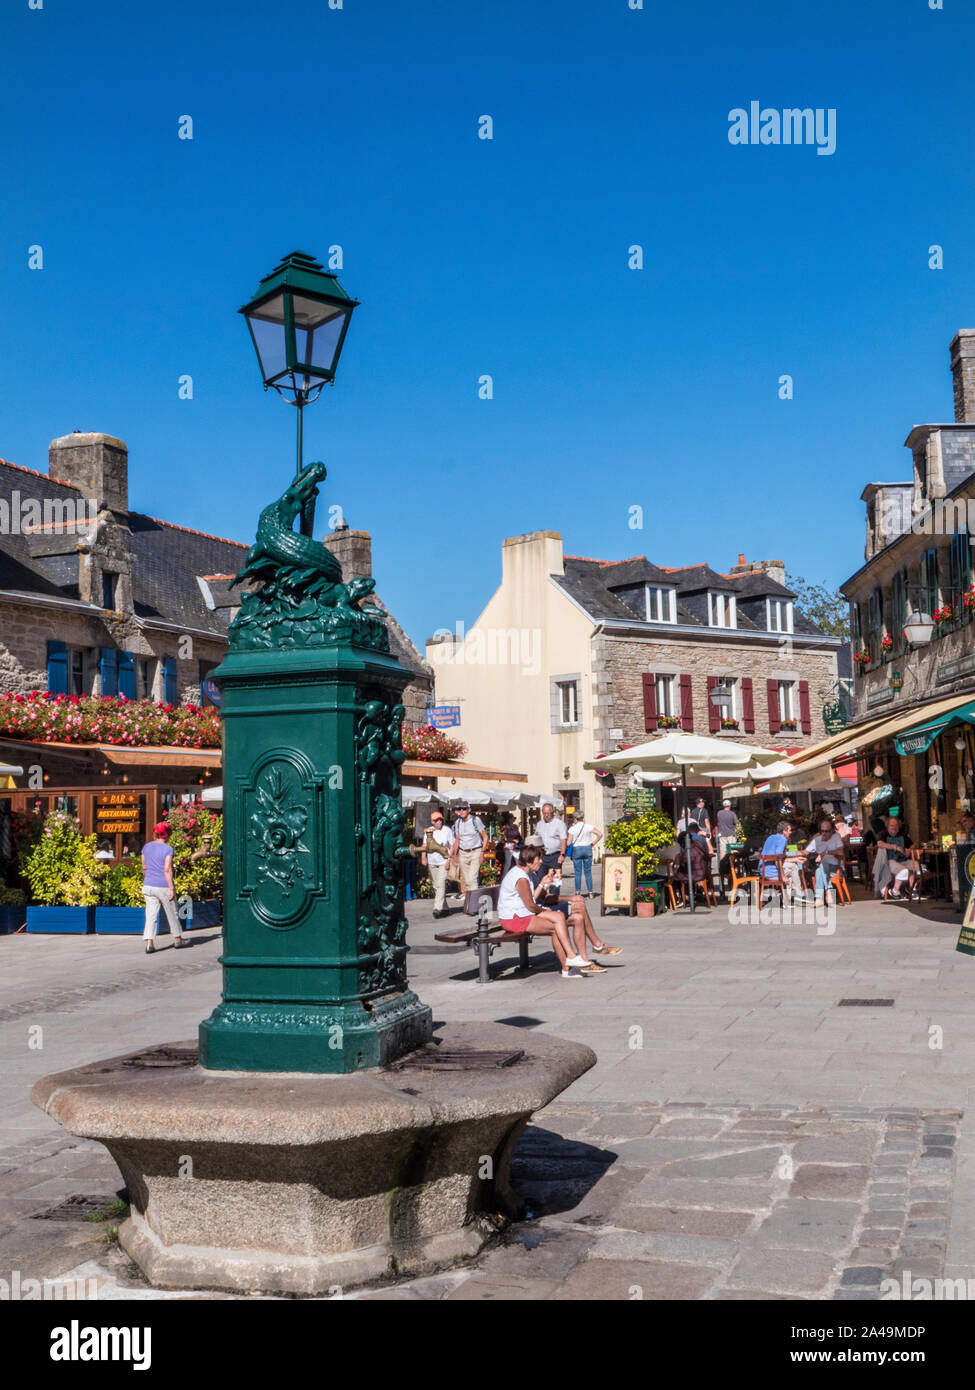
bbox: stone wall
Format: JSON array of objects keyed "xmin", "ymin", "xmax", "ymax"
[{"xmin": 592, "ymin": 631, "xmax": 838, "ymax": 826}]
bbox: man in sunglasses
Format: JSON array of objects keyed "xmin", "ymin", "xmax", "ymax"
[{"xmin": 420, "ymin": 809, "xmax": 454, "ymax": 918}]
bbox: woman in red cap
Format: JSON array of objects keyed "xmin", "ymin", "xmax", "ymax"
[{"xmin": 141, "ymin": 821, "xmax": 185, "ymax": 954}]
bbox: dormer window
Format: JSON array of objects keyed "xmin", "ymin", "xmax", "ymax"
[
  {"xmin": 708, "ymin": 592, "xmax": 736, "ymax": 628},
  {"xmin": 766, "ymin": 599, "xmax": 793, "ymax": 633},
  {"xmin": 645, "ymin": 584, "xmax": 677, "ymax": 623}
]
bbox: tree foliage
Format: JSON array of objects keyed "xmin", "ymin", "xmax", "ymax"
[{"xmin": 786, "ymin": 573, "xmax": 850, "ymax": 641}]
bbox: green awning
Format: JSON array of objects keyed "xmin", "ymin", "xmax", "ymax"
[{"xmin": 893, "ymin": 700, "xmax": 975, "ymax": 756}]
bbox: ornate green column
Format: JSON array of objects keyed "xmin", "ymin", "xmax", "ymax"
[{"xmin": 199, "ymin": 462, "xmax": 432, "ymax": 1073}]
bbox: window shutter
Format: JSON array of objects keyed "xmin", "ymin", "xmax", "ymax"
[
  {"xmin": 707, "ymin": 676, "xmax": 720, "ymax": 732},
  {"xmin": 798, "ymin": 680, "xmax": 811, "ymax": 734},
  {"xmin": 679, "ymin": 673, "xmax": 694, "ymax": 732},
  {"xmin": 642, "ymin": 672, "xmax": 657, "ymax": 731},
  {"xmin": 767, "ymin": 678, "xmax": 781, "ymax": 733},
  {"xmin": 99, "ymin": 647, "xmax": 118, "ymax": 697},
  {"xmin": 118, "ymin": 650, "xmax": 135, "ymax": 700},
  {"xmin": 741, "ymin": 677, "xmax": 755, "ymax": 733},
  {"xmin": 163, "ymin": 657, "xmax": 179, "ymax": 706},
  {"xmin": 46, "ymin": 640, "xmax": 68, "ymax": 695}
]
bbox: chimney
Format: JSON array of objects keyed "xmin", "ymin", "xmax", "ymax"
[
  {"xmin": 950, "ymin": 331, "xmax": 975, "ymax": 423},
  {"xmin": 737, "ymin": 552, "xmax": 746, "ymax": 565},
  {"xmin": 322, "ymin": 522, "xmax": 372, "ymax": 581},
  {"xmin": 727, "ymin": 555, "xmax": 787, "ymax": 587},
  {"xmin": 49, "ymin": 432, "xmax": 128, "ymax": 513}
]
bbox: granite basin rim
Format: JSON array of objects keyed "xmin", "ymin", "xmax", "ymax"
[{"xmin": 30, "ymin": 1024, "xmax": 598, "ymax": 1147}]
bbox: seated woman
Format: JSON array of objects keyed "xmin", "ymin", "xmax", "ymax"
[
  {"xmin": 497, "ymin": 846, "xmax": 597, "ymax": 978},
  {"xmin": 529, "ymin": 863, "xmax": 620, "ymax": 966}
]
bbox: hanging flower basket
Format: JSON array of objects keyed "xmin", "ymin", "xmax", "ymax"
[
  {"xmin": 853, "ymin": 649, "xmax": 871, "ymax": 667},
  {"xmin": 933, "ymin": 605, "xmax": 954, "ymax": 625},
  {"xmin": 963, "ymin": 586, "xmax": 975, "ymax": 611},
  {"xmin": 880, "ymin": 633, "xmax": 893, "ymax": 652}
]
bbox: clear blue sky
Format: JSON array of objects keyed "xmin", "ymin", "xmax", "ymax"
[{"xmin": 1, "ymin": 0, "xmax": 973, "ymax": 648}]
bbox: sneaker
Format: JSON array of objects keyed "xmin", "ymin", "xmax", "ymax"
[
  {"xmin": 565, "ymin": 954, "xmax": 588, "ymax": 968},
  {"xmin": 561, "ymin": 968, "xmax": 584, "ymax": 979}
]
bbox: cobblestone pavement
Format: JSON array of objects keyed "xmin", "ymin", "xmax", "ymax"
[{"xmin": 3, "ymin": 881, "xmax": 975, "ymax": 1300}]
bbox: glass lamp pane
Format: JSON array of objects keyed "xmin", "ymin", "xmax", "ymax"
[
  {"xmin": 292, "ymin": 294, "xmax": 349, "ymax": 377},
  {"xmin": 249, "ymin": 312, "xmax": 288, "ymax": 383}
]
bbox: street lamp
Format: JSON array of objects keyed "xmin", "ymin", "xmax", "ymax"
[
  {"xmin": 710, "ymin": 681, "xmax": 733, "ymax": 712},
  {"xmin": 903, "ymin": 610, "xmax": 934, "ymax": 646},
  {"xmin": 239, "ymin": 251, "xmax": 358, "ymax": 530}
]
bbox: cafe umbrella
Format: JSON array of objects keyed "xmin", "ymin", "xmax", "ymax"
[{"xmin": 584, "ymin": 734, "xmax": 784, "ymax": 913}]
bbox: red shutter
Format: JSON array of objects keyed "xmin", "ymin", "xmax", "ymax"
[
  {"xmin": 642, "ymin": 672, "xmax": 657, "ymax": 731},
  {"xmin": 707, "ymin": 676, "xmax": 720, "ymax": 731},
  {"xmin": 767, "ymin": 678, "xmax": 781, "ymax": 733},
  {"xmin": 679, "ymin": 673, "xmax": 694, "ymax": 732},
  {"xmin": 799, "ymin": 679, "xmax": 811, "ymax": 735},
  {"xmin": 741, "ymin": 677, "xmax": 755, "ymax": 733}
]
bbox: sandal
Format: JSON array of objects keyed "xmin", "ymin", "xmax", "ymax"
[{"xmin": 592, "ymin": 944, "xmax": 622, "ymax": 955}]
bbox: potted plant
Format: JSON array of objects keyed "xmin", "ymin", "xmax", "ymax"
[
  {"xmin": 164, "ymin": 801, "xmax": 223, "ymax": 930},
  {"xmin": 656, "ymin": 714, "xmax": 681, "ymax": 729},
  {"xmin": 779, "ymin": 718, "xmax": 798, "ymax": 731},
  {"xmin": 0, "ymin": 884, "xmax": 27, "ymax": 934},
  {"xmin": 634, "ymin": 887, "xmax": 655, "ymax": 918},
  {"xmin": 853, "ymin": 648, "xmax": 870, "ymax": 667},
  {"xmin": 720, "ymin": 717, "xmax": 740, "ymax": 730},
  {"xmin": 24, "ymin": 811, "xmax": 99, "ymax": 932}
]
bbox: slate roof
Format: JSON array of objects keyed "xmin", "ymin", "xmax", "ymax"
[
  {"xmin": 0, "ymin": 457, "xmax": 246, "ymax": 637},
  {"xmin": 557, "ymin": 554, "xmax": 826, "ymax": 637}
]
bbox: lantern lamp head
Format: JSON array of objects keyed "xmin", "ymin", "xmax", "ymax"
[{"xmin": 239, "ymin": 251, "xmax": 358, "ymax": 405}]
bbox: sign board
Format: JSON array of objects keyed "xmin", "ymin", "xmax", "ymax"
[
  {"xmin": 957, "ymin": 876, "xmax": 975, "ymax": 956},
  {"xmin": 937, "ymin": 652, "xmax": 975, "ymax": 685},
  {"xmin": 95, "ymin": 792, "xmax": 143, "ymax": 837},
  {"xmin": 426, "ymin": 705, "xmax": 461, "ymax": 729},
  {"xmin": 624, "ymin": 787, "xmax": 656, "ymax": 814},
  {"xmin": 602, "ymin": 853, "xmax": 637, "ymax": 913},
  {"xmin": 201, "ymin": 677, "xmax": 222, "ymax": 709},
  {"xmin": 866, "ymin": 687, "xmax": 895, "ymax": 708}
]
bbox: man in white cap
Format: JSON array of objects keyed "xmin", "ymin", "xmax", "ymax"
[
  {"xmin": 449, "ymin": 801, "xmax": 488, "ymax": 892},
  {"xmin": 716, "ymin": 799, "xmax": 739, "ymax": 869}
]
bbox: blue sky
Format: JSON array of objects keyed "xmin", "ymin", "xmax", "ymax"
[{"xmin": 1, "ymin": 0, "xmax": 973, "ymax": 648}]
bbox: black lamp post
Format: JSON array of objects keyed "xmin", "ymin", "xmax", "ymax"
[{"xmin": 239, "ymin": 250, "xmax": 358, "ymax": 534}]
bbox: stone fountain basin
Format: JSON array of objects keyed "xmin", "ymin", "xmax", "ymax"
[{"xmin": 31, "ymin": 1020, "xmax": 595, "ymax": 1294}]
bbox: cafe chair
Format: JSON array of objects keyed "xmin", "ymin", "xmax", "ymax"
[
  {"xmin": 758, "ymin": 855, "xmax": 791, "ymax": 905},
  {"xmin": 829, "ymin": 868, "xmax": 851, "ymax": 904},
  {"xmin": 727, "ymin": 855, "xmax": 759, "ymax": 906}
]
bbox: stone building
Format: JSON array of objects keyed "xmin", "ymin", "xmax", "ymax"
[
  {"xmin": 839, "ymin": 329, "xmax": 975, "ymax": 843},
  {"xmin": 0, "ymin": 432, "xmax": 432, "ymax": 719},
  {"xmin": 427, "ymin": 531, "xmax": 839, "ymax": 829}
]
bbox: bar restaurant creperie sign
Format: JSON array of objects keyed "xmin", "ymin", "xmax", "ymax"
[{"xmin": 95, "ymin": 792, "xmax": 143, "ymax": 836}]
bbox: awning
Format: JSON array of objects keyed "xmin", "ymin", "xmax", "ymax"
[
  {"xmin": 742, "ymin": 693, "xmax": 975, "ymax": 791},
  {"xmin": 893, "ymin": 700, "xmax": 975, "ymax": 756}
]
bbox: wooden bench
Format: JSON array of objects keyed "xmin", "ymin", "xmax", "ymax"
[{"xmin": 433, "ymin": 884, "xmax": 539, "ymax": 976}]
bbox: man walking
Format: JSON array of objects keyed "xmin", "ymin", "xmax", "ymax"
[
  {"xmin": 716, "ymin": 799, "xmax": 738, "ymax": 866},
  {"xmin": 536, "ymin": 801, "xmax": 568, "ymax": 878},
  {"xmin": 421, "ymin": 808, "xmax": 454, "ymax": 918},
  {"xmin": 450, "ymin": 801, "xmax": 488, "ymax": 893}
]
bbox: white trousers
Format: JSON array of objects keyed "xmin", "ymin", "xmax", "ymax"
[{"xmin": 143, "ymin": 885, "xmax": 183, "ymax": 940}]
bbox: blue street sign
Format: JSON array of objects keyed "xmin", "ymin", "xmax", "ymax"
[
  {"xmin": 426, "ymin": 705, "xmax": 460, "ymax": 729},
  {"xmin": 201, "ymin": 678, "xmax": 222, "ymax": 709}
]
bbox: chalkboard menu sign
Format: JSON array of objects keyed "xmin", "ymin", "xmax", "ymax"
[
  {"xmin": 95, "ymin": 792, "xmax": 143, "ymax": 837},
  {"xmin": 624, "ymin": 787, "xmax": 656, "ymax": 814}
]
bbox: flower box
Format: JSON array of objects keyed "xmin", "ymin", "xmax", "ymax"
[
  {"xmin": 0, "ymin": 905, "xmax": 26, "ymax": 934},
  {"xmin": 188, "ymin": 898, "xmax": 221, "ymax": 929},
  {"xmin": 779, "ymin": 720, "xmax": 798, "ymax": 732},
  {"xmin": 26, "ymin": 906, "xmax": 94, "ymax": 934},
  {"xmin": 94, "ymin": 907, "xmax": 148, "ymax": 935}
]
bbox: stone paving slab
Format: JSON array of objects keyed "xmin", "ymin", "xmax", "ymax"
[{"xmin": 2, "ymin": 886, "xmax": 975, "ymax": 1299}]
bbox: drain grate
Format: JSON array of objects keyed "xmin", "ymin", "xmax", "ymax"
[
  {"xmin": 394, "ymin": 1046, "xmax": 525, "ymax": 1071},
  {"xmin": 120, "ymin": 1045, "xmax": 198, "ymax": 1069},
  {"xmin": 33, "ymin": 1194, "xmax": 121, "ymax": 1222},
  {"xmin": 837, "ymin": 998, "xmax": 895, "ymax": 1007}
]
